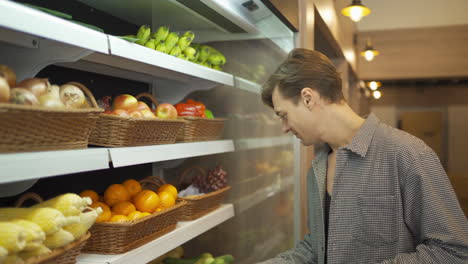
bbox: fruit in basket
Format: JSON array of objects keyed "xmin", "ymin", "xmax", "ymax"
[
  {"xmin": 178, "ymin": 36, "xmax": 192, "ymax": 51},
  {"xmin": 97, "ymin": 95, "xmax": 112, "ymax": 111},
  {"xmin": 175, "ymin": 103, "xmax": 203, "ymax": 117},
  {"xmin": 182, "ymin": 31, "xmax": 195, "ymax": 42},
  {"xmin": 165, "ymin": 32, "xmax": 179, "ymax": 51},
  {"xmin": 80, "ymin": 190, "xmax": 100, "ymax": 203},
  {"xmin": 0, "ymin": 222, "xmax": 27, "ymax": 253},
  {"xmin": 112, "ymin": 201, "xmax": 136, "ymax": 216},
  {"xmin": 127, "ymin": 211, "xmax": 143, "ymax": 220},
  {"xmin": 63, "ymin": 207, "xmax": 102, "ymax": 239},
  {"xmin": 32, "ymin": 193, "xmax": 92, "ymax": 217},
  {"xmin": 104, "ymin": 184, "xmax": 131, "ymax": 206},
  {"xmin": 136, "ymin": 25, "xmax": 151, "ymax": 45},
  {"xmin": 18, "ymin": 244, "xmax": 51, "ymax": 261},
  {"xmin": 9, "ymin": 88, "xmax": 39, "ymax": 105},
  {"xmin": 169, "ymin": 45, "xmax": 182, "ymax": 57},
  {"xmin": 0, "ymin": 76, "xmax": 10, "ymax": 103},
  {"xmin": 158, "ymin": 184, "xmax": 178, "ymax": 199},
  {"xmin": 183, "ymin": 46, "xmax": 197, "ymax": 60},
  {"xmin": 157, "ymin": 191, "xmax": 175, "ymax": 209},
  {"xmin": 129, "ymin": 110, "xmax": 143, "ymax": 117},
  {"xmin": 90, "ymin": 202, "xmax": 111, "ymax": 223},
  {"xmin": 38, "ymin": 93, "xmax": 65, "ymax": 108},
  {"xmin": 0, "ymin": 64, "xmax": 17, "ymax": 87},
  {"xmin": 193, "ymin": 165, "xmax": 228, "ymax": 193},
  {"xmin": 156, "ymin": 103, "xmax": 178, "ymax": 119},
  {"xmin": 141, "ymin": 108, "xmax": 157, "ymax": 118},
  {"xmin": 153, "ymin": 26, "xmax": 170, "ymax": 44},
  {"xmin": 109, "ymin": 214, "xmax": 128, "ymax": 223},
  {"xmin": 133, "ymin": 190, "xmax": 160, "ymax": 213},
  {"xmin": 205, "ymin": 109, "xmax": 214, "ymax": 119},
  {"xmin": 136, "ymin": 101, "xmax": 151, "ymax": 111},
  {"xmin": 122, "ymin": 179, "xmax": 142, "ymax": 197},
  {"xmin": 110, "ymin": 109, "xmax": 130, "ymax": 117},
  {"xmin": 198, "ymin": 45, "xmax": 212, "ymax": 63},
  {"xmin": 10, "ymin": 219, "xmax": 45, "ymax": 251},
  {"xmin": 59, "ymin": 83, "xmax": 86, "ymax": 108},
  {"xmin": 17, "ymin": 78, "xmax": 50, "ymax": 97},
  {"xmin": 113, "ymin": 94, "xmax": 138, "ymax": 111},
  {"xmin": 43, "ymin": 228, "xmax": 74, "ymax": 249}
]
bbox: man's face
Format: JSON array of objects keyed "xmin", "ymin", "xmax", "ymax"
[{"xmin": 272, "ymin": 87, "xmax": 323, "ymax": 146}]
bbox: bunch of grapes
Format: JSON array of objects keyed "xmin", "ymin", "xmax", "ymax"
[{"xmin": 193, "ymin": 165, "xmax": 228, "ymax": 193}]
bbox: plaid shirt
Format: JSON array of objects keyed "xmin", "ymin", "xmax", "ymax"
[{"xmin": 258, "ymin": 113, "xmax": 468, "ymax": 264}]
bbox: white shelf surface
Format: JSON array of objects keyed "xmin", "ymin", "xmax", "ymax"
[
  {"xmin": 234, "ymin": 77, "xmax": 262, "ymax": 94},
  {"xmin": 235, "ymin": 176, "xmax": 294, "ymax": 214},
  {"xmin": 77, "ymin": 204, "xmax": 235, "ymax": 264},
  {"xmin": 0, "ymin": 0, "xmax": 108, "ymax": 54},
  {"xmin": 106, "ymin": 36, "xmax": 234, "ymax": 86},
  {"xmin": 235, "ymin": 136, "xmax": 293, "ymax": 150},
  {"xmin": 0, "ymin": 148, "xmax": 109, "ymax": 184},
  {"xmin": 109, "ymin": 140, "xmax": 235, "ymax": 168}
]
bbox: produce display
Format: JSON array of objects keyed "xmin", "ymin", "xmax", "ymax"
[
  {"xmin": 0, "ymin": 64, "xmax": 94, "ymax": 109},
  {"xmin": 98, "ymin": 94, "xmax": 178, "ymax": 119},
  {"xmin": 179, "ymin": 165, "xmax": 228, "ymax": 197},
  {"xmin": 80, "ymin": 179, "xmax": 179, "ymax": 223},
  {"xmin": 175, "ymin": 99, "xmax": 214, "ymax": 119},
  {"xmin": 126, "ymin": 25, "xmax": 227, "ymax": 71},
  {"xmin": 147, "ymin": 246, "xmax": 234, "ymax": 264},
  {"xmin": 0, "ymin": 193, "xmax": 101, "ymax": 262}
]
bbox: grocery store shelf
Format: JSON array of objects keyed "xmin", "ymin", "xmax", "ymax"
[
  {"xmin": 105, "ymin": 35, "xmax": 234, "ymax": 86},
  {"xmin": 0, "ymin": 0, "xmax": 108, "ymax": 54},
  {"xmin": 77, "ymin": 204, "xmax": 235, "ymax": 264},
  {"xmin": 234, "ymin": 77, "xmax": 262, "ymax": 94},
  {"xmin": 109, "ymin": 140, "xmax": 235, "ymax": 168},
  {"xmin": 235, "ymin": 136, "xmax": 293, "ymax": 150},
  {"xmin": 0, "ymin": 148, "xmax": 109, "ymax": 184},
  {"xmin": 235, "ymin": 176, "xmax": 293, "ymax": 214}
]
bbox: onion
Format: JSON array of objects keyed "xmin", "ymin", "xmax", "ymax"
[
  {"xmin": 38, "ymin": 94, "xmax": 65, "ymax": 108},
  {"xmin": 17, "ymin": 78, "xmax": 50, "ymax": 97},
  {"xmin": 0, "ymin": 64, "xmax": 17, "ymax": 87},
  {"xmin": 46, "ymin": 85, "xmax": 61, "ymax": 99},
  {"xmin": 60, "ymin": 83, "xmax": 85, "ymax": 108},
  {"xmin": 0, "ymin": 76, "xmax": 10, "ymax": 103},
  {"xmin": 10, "ymin": 88, "xmax": 39, "ymax": 105}
]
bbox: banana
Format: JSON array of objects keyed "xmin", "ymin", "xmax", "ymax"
[
  {"xmin": 169, "ymin": 45, "xmax": 182, "ymax": 57},
  {"xmin": 177, "ymin": 36, "xmax": 193, "ymax": 51},
  {"xmin": 164, "ymin": 32, "xmax": 179, "ymax": 51},
  {"xmin": 183, "ymin": 46, "xmax": 197, "ymax": 60},
  {"xmin": 182, "ymin": 31, "xmax": 195, "ymax": 42},
  {"xmin": 152, "ymin": 26, "xmax": 169, "ymax": 45},
  {"xmin": 201, "ymin": 61, "xmax": 212, "ymax": 68},
  {"xmin": 208, "ymin": 53, "xmax": 226, "ymax": 65},
  {"xmin": 155, "ymin": 41, "xmax": 168, "ymax": 53},
  {"xmin": 198, "ymin": 45, "xmax": 212, "ymax": 63},
  {"xmin": 144, "ymin": 39, "xmax": 156, "ymax": 50},
  {"xmin": 178, "ymin": 54, "xmax": 188, "ymax": 60},
  {"xmin": 212, "ymin": 64, "xmax": 222, "ymax": 71},
  {"xmin": 135, "ymin": 25, "xmax": 151, "ymax": 45}
]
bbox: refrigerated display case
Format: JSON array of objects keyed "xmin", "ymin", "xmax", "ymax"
[{"xmin": 0, "ymin": 0, "xmax": 298, "ymax": 263}]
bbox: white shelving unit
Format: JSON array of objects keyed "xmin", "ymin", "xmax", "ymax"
[
  {"xmin": 234, "ymin": 77, "xmax": 262, "ymax": 94},
  {"xmin": 77, "ymin": 204, "xmax": 235, "ymax": 264},
  {"xmin": 235, "ymin": 136, "xmax": 293, "ymax": 150},
  {"xmin": 109, "ymin": 140, "xmax": 235, "ymax": 168}
]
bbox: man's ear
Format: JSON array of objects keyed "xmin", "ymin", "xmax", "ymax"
[{"xmin": 300, "ymin": 87, "xmax": 320, "ymax": 108}]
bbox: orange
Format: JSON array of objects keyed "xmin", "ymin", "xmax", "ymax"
[
  {"xmin": 90, "ymin": 202, "xmax": 111, "ymax": 223},
  {"xmin": 112, "ymin": 201, "xmax": 136, "ymax": 216},
  {"xmin": 127, "ymin": 211, "xmax": 143, "ymax": 220},
  {"xmin": 133, "ymin": 190, "xmax": 159, "ymax": 213},
  {"xmin": 158, "ymin": 184, "xmax": 178, "ymax": 200},
  {"xmin": 104, "ymin": 184, "xmax": 130, "ymax": 206},
  {"xmin": 139, "ymin": 212, "xmax": 151, "ymax": 218},
  {"xmin": 80, "ymin": 190, "xmax": 100, "ymax": 203},
  {"xmin": 122, "ymin": 179, "xmax": 142, "ymax": 198},
  {"xmin": 158, "ymin": 191, "xmax": 175, "ymax": 209},
  {"xmin": 109, "ymin": 214, "xmax": 128, "ymax": 223}
]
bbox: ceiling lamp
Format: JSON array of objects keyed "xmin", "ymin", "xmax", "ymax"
[
  {"xmin": 367, "ymin": 81, "xmax": 382, "ymax": 91},
  {"xmin": 341, "ymin": 0, "xmax": 371, "ymax": 22},
  {"xmin": 373, "ymin": 90, "xmax": 382, "ymax": 100},
  {"xmin": 360, "ymin": 40, "xmax": 379, "ymax": 62}
]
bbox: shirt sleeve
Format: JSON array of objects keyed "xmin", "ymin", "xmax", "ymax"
[
  {"xmin": 380, "ymin": 147, "xmax": 468, "ymax": 263},
  {"xmin": 256, "ymin": 233, "xmax": 317, "ymax": 264}
]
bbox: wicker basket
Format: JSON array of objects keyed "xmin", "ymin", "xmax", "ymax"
[
  {"xmin": 177, "ymin": 167, "xmax": 231, "ymax": 220},
  {"xmin": 88, "ymin": 93, "xmax": 185, "ymax": 147},
  {"xmin": 14, "ymin": 193, "xmax": 91, "ymax": 264},
  {"xmin": 82, "ymin": 177, "xmax": 186, "ymax": 254},
  {"xmin": 0, "ymin": 82, "xmax": 102, "ymax": 153},
  {"xmin": 176, "ymin": 116, "xmax": 225, "ymax": 142}
]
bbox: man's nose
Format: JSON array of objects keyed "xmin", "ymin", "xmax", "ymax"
[{"xmin": 282, "ymin": 122, "xmax": 291, "ymax": 134}]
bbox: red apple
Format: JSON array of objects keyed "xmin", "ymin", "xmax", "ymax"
[
  {"xmin": 140, "ymin": 109, "xmax": 156, "ymax": 118},
  {"xmin": 156, "ymin": 103, "xmax": 178, "ymax": 119},
  {"xmin": 129, "ymin": 110, "xmax": 143, "ymax": 117},
  {"xmin": 111, "ymin": 109, "xmax": 129, "ymax": 117},
  {"xmin": 113, "ymin": 94, "xmax": 138, "ymax": 111},
  {"xmin": 136, "ymin": 101, "xmax": 150, "ymax": 111}
]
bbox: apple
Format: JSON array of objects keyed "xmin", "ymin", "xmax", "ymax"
[
  {"xmin": 156, "ymin": 103, "xmax": 178, "ymax": 119},
  {"xmin": 111, "ymin": 109, "xmax": 129, "ymax": 117},
  {"xmin": 140, "ymin": 109, "xmax": 156, "ymax": 118},
  {"xmin": 113, "ymin": 94, "xmax": 138, "ymax": 111},
  {"xmin": 136, "ymin": 101, "xmax": 150, "ymax": 111},
  {"xmin": 129, "ymin": 110, "xmax": 143, "ymax": 117}
]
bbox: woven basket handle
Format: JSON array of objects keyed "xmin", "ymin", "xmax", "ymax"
[
  {"xmin": 177, "ymin": 166, "xmax": 206, "ymax": 186},
  {"xmin": 14, "ymin": 192, "xmax": 44, "ymax": 207},
  {"xmin": 66, "ymin": 81, "xmax": 99, "ymax": 108},
  {"xmin": 140, "ymin": 176, "xmax": 167, "ymax": 191},
  {"xmin": 136, "ymin": 92, "xmax": 159, "ymax": 108}
]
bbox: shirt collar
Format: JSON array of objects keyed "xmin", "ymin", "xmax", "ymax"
[{"xmin": 342, "ymin": 113, "xmax": 380, "ymax": 157}]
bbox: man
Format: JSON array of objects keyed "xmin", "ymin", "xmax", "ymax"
[{"xmin": 258, "ymin": 48, "xmax": 468, "ymax": 263}]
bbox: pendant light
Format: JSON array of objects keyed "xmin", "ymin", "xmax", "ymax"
[
  {"xmin": 361, "ymin": 40, "xmax": 379, "ymax": 62},
  {"xmin": 341, "ymin": 0, "xmax": 371, "ymax": 22},
  {"xmin": 367, "ymin": 81, "xmax": 382, "ymax": 91},
  {"xmin": 372, "ymin": 90, "xmax": 382, "ymax": 99}
]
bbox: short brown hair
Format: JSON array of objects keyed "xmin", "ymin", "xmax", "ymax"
[{"xmin": 262, "ymin": 48, "xmax": 344, "ymax": 108}]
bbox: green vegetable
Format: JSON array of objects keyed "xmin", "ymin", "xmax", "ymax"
[
  {"xmin": 205, "ymin": 109, "xmax": 214, "ymax": 119},
  {"xmin": 216, "ymin": 255, "xmax": 234, "ymax": 263}
]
